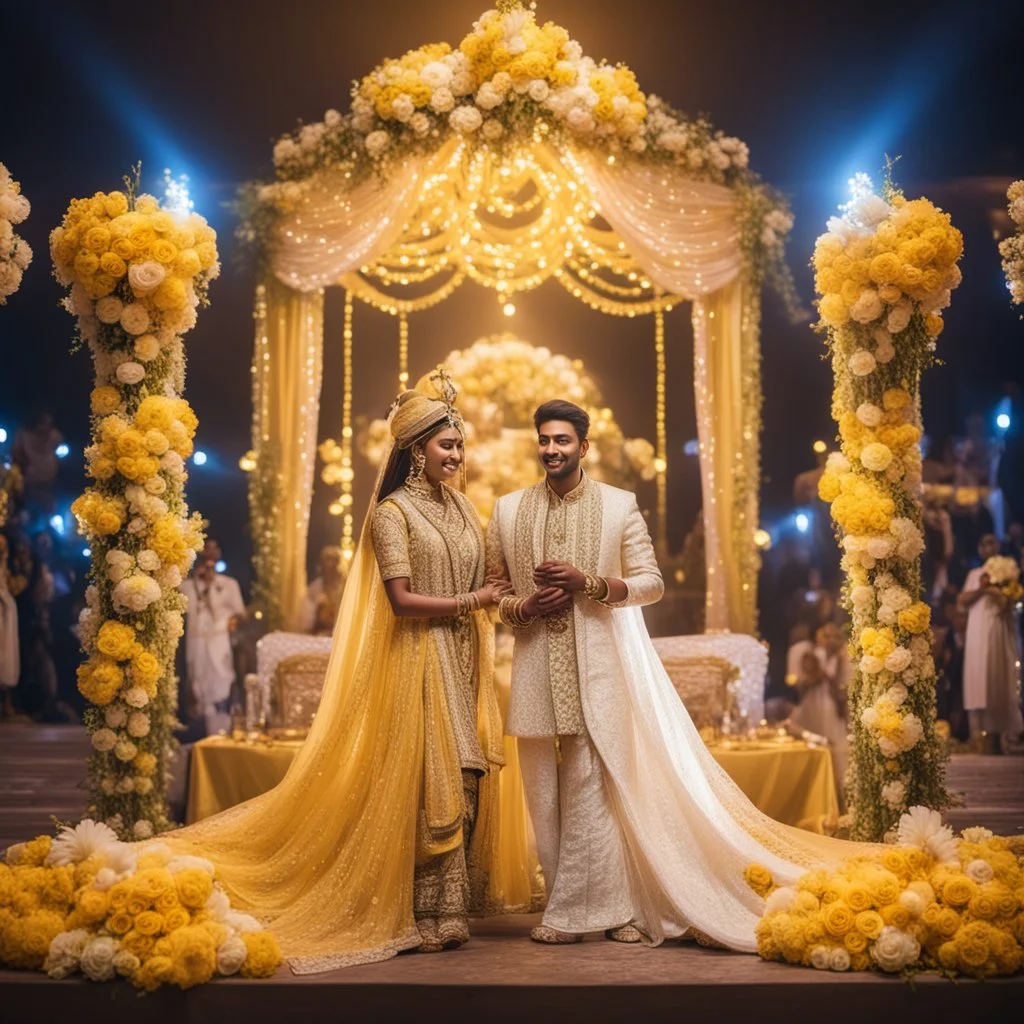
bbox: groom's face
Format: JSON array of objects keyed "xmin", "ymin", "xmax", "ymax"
[{"xmin": 537, "ymin": 419, "xmax": 588, "ymax": 482}]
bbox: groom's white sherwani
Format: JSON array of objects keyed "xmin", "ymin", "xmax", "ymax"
[{"xmin": 487, "ymin": 473, "xmax": 664, "ymax": 933}]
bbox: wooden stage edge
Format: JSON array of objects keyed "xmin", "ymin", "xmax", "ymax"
[{"xmin": 1, "ymin": 915, "xmax": 1019, "ymax": 1024}]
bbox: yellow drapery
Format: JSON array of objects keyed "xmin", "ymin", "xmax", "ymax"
[
  {"xmin": 251, "ymin": 277, "xmax": 324, "ymax": 630},
  {"xmin": 692, "ymin": 275, "xmax": 762, "ymax": 635}
]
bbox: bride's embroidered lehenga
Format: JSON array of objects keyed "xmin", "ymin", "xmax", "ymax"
[{"xmin": 160, "ymin": 378, "xmax": 534, "ymax": 972}]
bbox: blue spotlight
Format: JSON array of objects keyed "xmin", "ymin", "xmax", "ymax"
[
  {"xmin": 0, "ymin": 427, "xmax": 7, "ymax": 443},
  {"xmin": 215, "ymin": 560, "xmax": 227, "ymax": 574},
  {"xmin": 49, "ymin": 514, "xmax": 65, "ymax": 535},
  {"xmin": 82, "ymin": 547, "xmax": 92, "ymax": 559},
  {"xmin": 997, "ymin": 413, "xmax": 1011, "ymax": 431},
  {"xmin": 193, "ymin": 450, "xmax": 208, "ymax": 466},
  {"xmin": 683, "ymin": 439, "xmax": 700, "ymax": 456},
  {"xmin": 795, "ymin": 511, "xmax": 811, "ymax": 534},
  {"xmin": 55, "ymin": 443, "xmax": 70, "ymax": 458}
]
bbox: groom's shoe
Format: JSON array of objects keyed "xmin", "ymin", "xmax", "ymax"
[
  {"xmin": 605, "ymin": 924, "xmax": 643, "ymax": 943},
  {"xmin": 530, "ymin": 925, "xmax": 583, "ymax": 944}
]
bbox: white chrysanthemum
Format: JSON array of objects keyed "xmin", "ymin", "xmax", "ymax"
[
  {"xmin": 851, "ymin": 585, "xmax": 874, "ymax": 609},
  {"xmin": 866, "ymin": 535, "xmax": 896, "ymax": 559},
  {"xmin": 115, "ymin": 361, "xmax": 146, "ymax": 385},
  {"xmin": 849, "ymin": 193, "xmax": 893, "ymax": 229},
  {"xmin": 390, "ymin": 94, "xmax": 415, "ymax": 122},
  {"xmin": 887, "ymin": 301, "xmax": 912, "ymax": 334},
  {"xmin": 849, "ymin": 288, "xmax": 883, "ymax": 324},
  {"xmin": 420, "ymin": 61, "xmax": 452, "ymax": 90},
  {"xmin": 566, "ymin": 106, "xmax": 595, "ymax": 133},
  {"xmin": 225, "ymin": 910, "xmax": 263, "ymax": 934},
  {"xmin": 105, "ymin": 703, "xmax": 129, "ymax": 729},
  {"xmin": 364, "ymin": 130, "xmax": 390, "ymax": 157},
  {"xmin": 217, "ymin": 935, "xmax": 248, "ymax": 976},
  {"xmin": 119, "ymin": 303, "xmax": 151, "ymax": 336},
  {"xmin": 132, "ymin": 820, "xmax": 154, "ymax": 840},
  {"xmin": 856, "ymin": 402, "xmax": 883, "ymax": 427},
  {"xmin": 112, "ymin": 573, "xmax": 162, "ymax": 612},
  {"xmin": 896, "ymin": 806, "xmax": 958, "ymax": 863},
  {"xmin": 861, "ymin": 442, "xmax": 894, "ymax": 472},
  {"xmin": 482, "ymin": 118, "xmax": 504, "ymax": 141},
  {"xmin": 859, "ymin": 655, "xmax": 884, "ymax": 675},
  {"xmin": 124, "ymin": 687, "xmax": 150, "ymax": 709},
  {"xmin": 409, "ymin": 112, "xmax": 431, "ymax": 136},
  {"xmin": 127, "ymin": 712, "xmax": 150, "ymax": 738},
  {"xmin": 46, "ymin": 820, "xmax": 119, "ymax": 867},
  {"xmin": 528, "ymin": 79, "xmax": 550, "ymax": 102},
  {"xmin": 885, "ymin": 647, "xmax": 913, "ymax": 673},
  {"xmin": 965, "ymin": 858, "xmax": 994, "ymax": 884},
  {"xmin": 136, "ymin": 549, "xmax": 161, "ymax": 572},
  {"xmin": 114, "ymin": 739, "xmax": 138, "ymax": 763},
  {"xmin": 430, "ymin": 87, "xmax": 455, "ymax": 113},
  {"xmin": 475, "ymin": 81, "xmax": 505, "ymax": 110},
  {"xmin": 134, "ymin": 334, "xmax": 160, "ymax": 361},
  {"xmin": 115, "ymin": 777, "xmax": 134, "ymax": 795},
  {"xmin": 206, "ymin": 888, "xmax": 231, "ymax": 922},
  {"xmin": 870, "ymin": 926, "xmax": 920, "ymax": 973},
  {"xmin": 825, "ymin": 451, "xmax": 851, "ymax": 474},
  {"xmin": 881, "ymin": 780, "xmax": 907, "ymax": 808},
  {"xmin": 449, "ymin": 105, "xmax": 483, "ymax": 133},
  {"xmin": 80, "ymin": 936, "xmax": 120, "ymax": 982}
]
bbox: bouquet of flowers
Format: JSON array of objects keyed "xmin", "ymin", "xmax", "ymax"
[{"xmin": 982, "ymin": 554, "xmax": 1024, "ymax": 602}]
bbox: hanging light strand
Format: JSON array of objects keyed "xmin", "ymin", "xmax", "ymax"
[
  {"xmin": 340, "ymin": 290, "xmax": 355, "ymax": 565},
  {"xmin": 654, "ymin": 303, "xmax": 668, "ymax": 554},
  {"xmin": 398, "ymin": 312, "xmax": 409, "ymax": 390}
]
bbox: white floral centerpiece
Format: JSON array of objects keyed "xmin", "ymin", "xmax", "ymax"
[
  {"xmin": 0, "ymin": 163, "xmax": 32, "ymax": 304},
  {"xmin": 52, "ymin": 170, "xmax": 218, "ymax": 839}
]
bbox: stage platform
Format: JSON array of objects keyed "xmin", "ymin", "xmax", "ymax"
[{"xmin": 2, "ymin": 914, "xmax": 1020, "ymax": 1024}]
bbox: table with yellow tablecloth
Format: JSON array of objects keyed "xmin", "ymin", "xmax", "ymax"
[{"xmin": 185, "ymin": 735, "xmax": 837, "ymax": 829}]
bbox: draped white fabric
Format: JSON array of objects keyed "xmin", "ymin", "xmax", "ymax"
[
  {"xmin": 263, "ymin": 144, "xmax": 756, "ymax": 632},
  {"xmin": 570, "ymin": 149, "xmax": 743, "ymax": 298},
  {"xmin": 587, "ymin": 607, "xmax": 859, "ymax": 950},
  {"xmin": 272, "ymin": 143, "xmax": 459, "ymax": 293}
]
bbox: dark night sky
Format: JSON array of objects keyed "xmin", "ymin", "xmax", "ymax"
[{"xmin": 1, "ymin": 0, "xmax": 1022, "ymax": 586}]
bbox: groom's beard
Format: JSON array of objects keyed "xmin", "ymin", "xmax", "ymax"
[{"xmin": 542, "ymin": 454, "xmax": 581, "ymax": 483}]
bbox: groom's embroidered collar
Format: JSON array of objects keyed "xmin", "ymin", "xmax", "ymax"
[{"xmin": 545, "ymin": 469, "xmax": 589, "ymax": 508}]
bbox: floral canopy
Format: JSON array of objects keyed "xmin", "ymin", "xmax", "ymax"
[{"xmin": 244, "ymin": 1, "xmax": 797, "ymax": 634}]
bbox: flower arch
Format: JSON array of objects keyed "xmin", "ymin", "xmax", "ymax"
[{"xmin": 243, "ymin": 1, "xmax": 797, "ymax": 633}]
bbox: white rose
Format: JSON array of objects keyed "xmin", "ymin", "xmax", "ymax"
[
  {"xmin": 887, "ymin": 302, "xmax": 912, "ymax": 334},
  {"xmin": 216, "ymin": 935, "xmax": 248, "ymax": 976},
  {"xmin": 764, "ymin": 886, "xmax": 797, "ymax": 914},
  {"xmin": 848, "ymin": 350, "xmax": 877, "ymax": 377},
  {"xmin": 856, "ymin": 403, "xmax": 883, "ymax": 427},
  {"xmin": 859, "ymin": 655, "xmax": 884, "ymax": 675},
  {"xmin": 127, "ymin": 712, "xmax": 151, "ymax": 738},
  {"xmin": 124, "ymin": 687, "xmax": 150, "ymax": 709},
  {"xmin": 127, "ymin": 260, "xmax": 166, "ymax": 296},
  {"xmin": 885, "ymin": 647, "xmax": 913, "ymax": 673},
  {"xmin": 95, "ymin": 296, "xmax": 124, "ymax": 324},
  {"xmin": 80, "ymin": 936, "xmax": 120, "ymax": 982},
  {"xmin": 965, "ymin": 858, "xmax": 994, "ymax": 884},
  {"xmin": 113, "ymin": 951, "xmax": 140, "ymax": 977},
  {"xmin": 449, "ymin": 105, "xmax": 483, "ymax": 133},
  {"xmin": 810, "ymin": 945, "xmax": 830, "ymax": 970},
  {"xmin": 364, "ymin": 131, "xmax": 390, "ymax": 157},
  {"xmin": 136, "ymin": 549, "xmax": 161, "ymax": 573},
  {"xmin": 115, "ymin": 361, "xmax": 146, "ymax": 385},
  {"xmin": 882, "ymin": 780, "xmax": 907, "ymax": 807},
  {"xmin": 870, "ymin": 926, "xmax": 920, "ymax": 973},
  {"xmin": 391, "ymin": 94, "xmax": 415, "ymax": 122},
  {"xmin": 104, "ymin": 705, "xmax": 128, "ymax": 729},
  {"xmin": 826, "ymin": 451, "xmax": 851, "ymax": 474},
  {"xmin": 475, "ymin": 82, "xmax": 505, "ymax": 111},
  {"xmin": 133, "ymin": 334, "xmax": 160, "ymax": 361},
  {"xmin": 91, "ymin": 728, "xmax": 117, "ymax": 753},
  {"xmin": 482, "ymin": 119, "xmax": 504, "ymax": 140},
  {"xmin": 114, "ymin": 739, "xmax": 138, "ymax": 763},
  {"xmin": 156, "ymin": 565, "xmax": 183, "ymax": 590},
  {"xmin": 133, "ymin": 819, "xmax": 154, "ymax": 840},
  {"xmin": 900, "ymin": 715, "xmax": 923, "ymax": 750},
  {"xmin": 566, "ymin": 107, "xmax": 595, "ymax": 133},
  {"xmin": 119, "ymin": 303, "xmax": 151, "ymax": 336},
  {"xmin": 528, "ymin": 79, "xmax": 550, "ymax": 102},
  {"xmin": 898, "ymin": 889, "xmax": 925, "ymax": 917},
  {"xmin": 143, "ymin": 475, "xmax": 167, "ymax": 496},
  {"xmin": 829, "ymin": 947, "xmax": 851, "ymax": 971},
  {"xmin": 206, "ymin": 888, "xmax": 232, "ymax": 922},
  {"xmin": 430, "ymin": 87, "xmax": 455, "ymax": 113},
  {"xmin": 851, "ymin": 585, "xmax": 874, "ymax": 609},
  {"xmin": 409, "ymin": 112, "xmax": 431, "ymax": 136},
  {"xmin": 420, "ymin": 61, "xmax": 453, "ymax": 90},
  {"xmin": 115, "ymin": 777, "xmax": 135, "ymax": 794},
  {"xmin": 112, "ymin": 574, "xmax": 162, "ymax": 612},
  {"xmin": 866, "ymin": 536, "xmax": 895, "ymax": 559},
  {"xmin": 450, "ymin": 70, "xmax": 475, "ymax": 96}
]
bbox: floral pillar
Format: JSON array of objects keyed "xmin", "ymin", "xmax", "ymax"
[
  {"xmin": 54, "ymin": 180, "xmax": 218, "ymax": 840},
  {"xmin": 814, "ymin": 178, "xmax": 959, "ymax": 841}
]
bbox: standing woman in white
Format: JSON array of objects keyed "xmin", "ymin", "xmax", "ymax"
[{"xmin": 960, "ymin": 533, "xmax": 1023, "ymax": 751}]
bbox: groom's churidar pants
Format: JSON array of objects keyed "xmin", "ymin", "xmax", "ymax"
[{"xmin": 517, "ymin": 734, "xmax": 636, "ymax": 934}]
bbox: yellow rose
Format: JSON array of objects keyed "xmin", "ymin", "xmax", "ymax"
[
  {"xmin": 99, "ymin": 251, "xmax": 128, "ymax": 278},
  {"xmin": 115, "ymin": 429, "xmax": 147, "ymax": 458},
  {"xmin": 111, "ymin": 237, "xmax": 136, "ymax": 261},
  {"xmin": 195, "ymin": 241, "xmax": 218, "ymax": 269},
  {"xmin": 126, "ymin": 894, "xmax": 149, "ymax": 917},
  {"xmin": 107, "ymin": 910, "xmax": 134, "ymax": 935},
  {"xmin": 878, "ymin": 284, "xmax": 903, "ymax": 305},
  {"xmin": 121, "ymin": 929, "xmax": 156, "ymax": 959},
  {"xmin": 133, "ymin": 910, "xmax": 164, "ymax": 937},
  {"xmin": 90, "ymin": 386, "xmax": 121, "ymax": 416},
  {"xmin": 744, "ymin": 864, "xmax": 775, "ymax": 898},
  {"xmin": 167, "ymin": 925, "xmax": 218, "ymax": 989},
  {"xmin": 880, "ymin": 903, "xmax": 911, "ymax": 929},
  {"xmin": 133, "ymin": 954, "xmax": 174, "ymax": 992},
  {"xmin": 240, "ymin": 931, "xmax": 283, "ymax": 978},
  {"xmin": 844, "ymin": 929, "xmax": 869, "ymax": 953},
  {"xmin": 824, "ymin": 901, "xmax": 855, "ymax": 937},
  {"xmin": 84, "ymin": 226, "xmax": 112, "ymax": 253},
  {"xmin": 76, "ymin": 888, "xmax": 110, "ymax": 923},
  {"xmin": 934, "ymin": 907, "xmax": 961, "ymax": 939},
  {"xmin": 73, "ymin": 251, "xmax": 100, "ymax": 278},
  {"xmin": 869, "ymin": 252, "xmax": 902, "ymax": 285},
  {"xmin": 898, "ymin": 602, "xmax": 931, "ymax": 635},
  {"xmin": 855, "ymin": 910, "xmax": 884, "ymax": 939},
  {"xmin": 153, "ymin": 276, "xmax": 187, "ymax": 311},
  {"xmin": 846, "ymin": 885, "xmax": 873, "ymax": 913},
  {"xmin": 174, "ymin": 249, "xmax": 202, "ymax": 278},
  {"xmin": 925, "ymin": 314, "xmax": 944, "ymax": 338},
  {"xmin": 96, "ymin": 620, "xmax": 137, "ymax": 661},
  {"xmin": 175, "ymin": 869, "xmax": 214, "ymax": 910},
  {"xmin": 163, "ymin": 906, "xmax": 191, "ymax": 932},
  {"xmin": 969, "ymin": 892, "xmax": 1000, "ymax": 921},
  {"xmin": 150, "ymin": 239, "xmax": 178, "ymax": 265}
]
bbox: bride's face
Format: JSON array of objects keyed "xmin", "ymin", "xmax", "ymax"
[{"xmin": 422, "ymin": 426, "xmax": 465, "ymax": 485}]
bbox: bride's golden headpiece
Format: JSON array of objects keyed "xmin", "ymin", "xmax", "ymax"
[{"xmin": 389, "ymin": 366, "xmax": 464, "ymax": 449}]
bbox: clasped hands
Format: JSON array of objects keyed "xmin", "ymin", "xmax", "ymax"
[{"xmin": 521, "ymin": 560, "xmax": 584, "ymax": 619}]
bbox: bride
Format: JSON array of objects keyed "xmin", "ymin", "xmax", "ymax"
[{"xmin": 166, "ymin": 371, "xmax": 531, "ymax": 971}]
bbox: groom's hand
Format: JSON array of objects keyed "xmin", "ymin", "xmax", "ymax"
[
  {"xmin": 523, "ymin": 586, "xmax": 574, "ymax": 618},
  {"xmin": 534, "ymin": 561, "xmax": 586, "ymax": 592}
]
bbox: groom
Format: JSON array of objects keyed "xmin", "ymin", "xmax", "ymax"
[{"xmin": 486, "ymin": 399, "xmax": 664, "ymax": 943}]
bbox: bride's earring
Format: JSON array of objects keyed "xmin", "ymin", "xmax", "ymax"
[{"xmin": 407, "ymin": 445, "xmax": 426, "ymax": 484}]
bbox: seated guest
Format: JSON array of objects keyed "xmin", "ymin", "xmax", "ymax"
[{"xmin": 299, "ymin": 545, "xmax": 344, "ymax": 635}]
